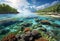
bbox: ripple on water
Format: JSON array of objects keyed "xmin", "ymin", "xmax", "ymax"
[{"xmin": 54, "ymin": 20, "xmax": 60, "ymax": 25}]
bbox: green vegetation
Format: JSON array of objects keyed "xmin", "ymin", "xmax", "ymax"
[
  {"xmin": 0, "ymin": 4, "xmax": 19, "ymax": 14},
  {"xmin": 36, "ymin": 3, "xmax": 60, "ymax": 14}
]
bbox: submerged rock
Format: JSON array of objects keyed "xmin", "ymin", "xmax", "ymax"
[
  {"xmin": 35, "ymin": 38, "xmax": 48, "ymax": 41},
  {"xmin": 35, "ymin": 19, "xmax": 40, "ymax": 22},
  {"xmin": 31, "ymin": 30, "xmax": 42, "ymax": 41},
  {"xmin": 16, "ymin": 34, "xmax": 21, "ymax": 40},
  {"xmin": 22, "ymin": 23, "xmax": 32, "ymax": 27},
  {"xmin": 23, "ymin": 29, "xmax": 42, "ymax": 41},
  {"xmin": 39, "ymin": 28, "xmax": 47, "ymax": 32},
  {"xmin": 0, "ymin": 26, "xmax": 4, "ymax": 30},
  {"xmin": 52, "ymin": 24, "xmax": 60, "ymax": 28},
  {"xmin": 37, "ymin": 24, "xmax": 42, "ymax": 27},
  {"xmin": 55, "ymin": 25, "xmax": 60, "ymax": 28},
  {"xmin": 20, "ymin": 26, "xmax": 25, "ymax": 31},
  {"xmin": 35, "ymin": 18, "xmax": 42, "ymax": 22},
  {"xmin": 24, "ymin": 28, "xmax": 31, "ymax": 32},
  {"xmin": 32, "ymin": 30, "xmax": 39, "ymax": 35},
  {"xmin": 40, "ymin": 20, "xmax": 51, "ymax": 25},
  {"xmin": 23, "ymin": 28, "xmax": 33, "ymax": 41},
  {"xmin": 0, "ymin": 29, "xmax": 10, "ymax": 35},
  {"xmin": 2, "ymin": 34, "xmax": 18, "ymax": 41},
  {"xmin": 24, "ymin": 31, "xmax": 32, "ymax": 41},
  {"xmin": 19, "ymin": 20, "xmax": 23, "ymax": 22}
]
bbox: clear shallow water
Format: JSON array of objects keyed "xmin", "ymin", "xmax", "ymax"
[
  {"xmin": 0, "ymin": 14, "xmax": 60, "ymax": 40},
  {"xmin": 0, "ymin": 14, "xmax": 17, "ymax": 20}
]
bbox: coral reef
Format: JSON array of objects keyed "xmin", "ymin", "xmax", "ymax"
[{"xmin": 0, "ymin": 17, "xmax": 60, "ymax": 41}]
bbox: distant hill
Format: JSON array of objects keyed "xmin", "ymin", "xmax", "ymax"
[
  {"xmin": 36, "ymin": 3, "xmax": 60, "ymax": 14},
  {"xmin": 0, "ymin": 4, "xmax": 19, "ymax": 14}
]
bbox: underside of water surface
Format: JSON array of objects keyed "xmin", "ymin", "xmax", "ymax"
[{"xmin": 0, "ymin": 16, "xmax": 60, "ymax": 41}]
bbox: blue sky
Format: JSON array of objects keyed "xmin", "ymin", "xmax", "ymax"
[
  {"xmin": 27, "ymin": 0, "xmax": 58, "ymax": 6},
  {"xmin": 0, "ymin": 0, "xmax": 60, "ymax": 12}
]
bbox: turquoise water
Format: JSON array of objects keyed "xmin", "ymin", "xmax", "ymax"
[
  {"xmin": 0, "ymin": 14, "xmax": 60, "ymax": 40},
  {"xmin": 0, "ymin": 14, "xmax": 17, "ymax": 20}
]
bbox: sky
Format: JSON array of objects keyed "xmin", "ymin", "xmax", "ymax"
[{"xmin": 0, "ymin": 0, "xmax": 60, "ymax": 15}]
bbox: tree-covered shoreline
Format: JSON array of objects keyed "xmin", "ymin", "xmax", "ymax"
[{"xmin": 0, "ymin": 4, "xmax": 19, "ymax": 14}]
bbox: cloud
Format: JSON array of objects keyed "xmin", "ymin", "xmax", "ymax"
[
  {"xmin": 51, "ymin": 1, "xmax": 59, "ymax": 6},
  {"xmin": 36, "ymin": 3, "xmax": 50, "ymax": 10},
  {"xmin": 35, "ymin": 0, "xmax": 59, "ymax": 10}
]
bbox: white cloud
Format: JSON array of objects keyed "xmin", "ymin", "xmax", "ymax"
[
  {"xmin": 35, "ymin": 0, "xmax": 59, "ymax": 10},
  {"xmin": 51, "ymin": 1, "xmax": 59, "ymax": 6},
  {"xmin": 36, "ymin": 3, "xmax": 50, "ymax": 10}
]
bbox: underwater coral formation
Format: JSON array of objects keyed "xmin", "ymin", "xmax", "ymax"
[{"xmin": 0, "ymin": 17, "xmax": 60, "ymax": 41}]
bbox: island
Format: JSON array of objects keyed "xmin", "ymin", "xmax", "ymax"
[{"xmin": 0, "ymin": 4, "xmax": 19, "ymax": 14}]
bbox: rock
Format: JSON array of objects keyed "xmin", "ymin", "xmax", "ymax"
[
  {"xmin": 32, "ymin": 24, "xmax": 42, "ymax": 29},
  {"xmin": 23, "ymin": 29, "xmax": 42, "ymax": 41},
  {"xmin": 32, "ymin": 30, "xmax": 39, "ymax": 35},
  {"xmin": 19, "ymin": 20, "xmax": 23, "ymax": 22},
  {"xmin": 24, "ymin": 31, "xmax": 32, "ymax": 41},
  {"xmin": 52, "ymin": 24, "xmax": 60, "ymax": 28},
  {"xmin": 25, "ymin": 31, "xmax": 31, "ymax": 36},
  {"xmin": 37, "ymin": 24, "xmax": 42, "ymax": 27},
  {"xmin": 8, "ymin": 34, "xmax": 16, "ymax": 39},
  {"xmin": 0, "ymin": 26, "xmax": 4, "ymax": 30},
  {"xmin": 35, "ymin": 38, "xmax": 48, "ymax": 41},
  {"xmin": 16, "ymin": 34, "xmax": 21, "ymax": 40},
  {"xmin": 55, "ymin": 25, "xmax": 60, "ymax": 28},
  {"xmin": 20, "ymin": 26, "xmax": 25, "ymax": 31},
  {"xmin": 39, "ymin": 28, "xmax": 47, "ymax": 32},
  {"xmin": 19, "ymin": 39, "xmax": 25, "ymax": 41},
  {"xmin": 40, "ymin": 20, "xmax": 51, "ymax": 25},
  {"xmin": 0, "ymin": 29, "xmax": 10, "ymax": 35},
  {"xmin": 2, "ymin": 34, "xmax": 18, "ymax": 41},
  {"xmin": 24, "ymin": 28, "xmax": 31, "ymax": 32},
  {"xmin": 35, "ymin": 18, "xmax": 41, "ymax": 22},
  {"xmin": 51, "ymin": 30, "xmax": 59, "ymax": 36},
  {"xmin": 1, "ymin": 36, "xmax": 9, "ymax": 41},
  {"xmin": 22, "ymin": 23, "xmax": 32, "ymax": 27},
  {"xmin": 31, "ymin": 30, "xmax": 42, "ymax": 41},
  {"xmin": 46, "ymin": 31, "xmax": 54, "ymax": 36},
  {"xmin": 21, "ymin": 34, "xmax": 25, "ymax": 39},
  {"xmin": 24, "ymin": 35, "xmax": 32, "ymax": 41}
]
